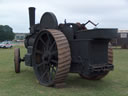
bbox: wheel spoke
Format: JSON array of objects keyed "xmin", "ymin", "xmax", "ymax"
[
  {"xmin": 49, "ymin": 65, "xmax": 56, "ymax": 81},
  {"xmin": 51, "ymin": 59, "xmax": 58, "ymax": 64},
  {"xmin": 49, "ymin": 41, "xmax": 56, "ymax": 51},
  {"xmin": 44, "ymin": 33, "xmax": 50, "ymax": 50},
  {"xmin": 46, "ymin": 67, "xmax": 51, "ymax": 82},
  {"xmin": 47, "ymin": 33, "xmax": 52, "ymax": 45},
  {"xmin": 40, "ymin": 38, "xmax": 46, "ymax": 47},
  {"xmin": 40, "ymin": 66, "xmax": 49, "ymax": 80},
  {"xmin": 51, "ymin": 51, "xmax": 57, "ymax": 56},
  {"xmin": 36, "ymin": 61, "xmax": 48, "ymax": 68},
  {"xmin": 36, "ymin": 62, "xmax": 43, "ymax": 68},
  {"xmin": 48, "ymin": 68, "xmax": 52, "ymax": 81},
  {"xmin": 51, "ymin": 65, "xmax": 56, "ymax": 73},
  {"xmin": 36, "ymin": 49, "xmax": 42, "ymax": 54}
]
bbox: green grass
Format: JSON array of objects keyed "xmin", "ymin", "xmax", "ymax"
[{"xmin": 0, "ymin": 46, "xmax": 128, "ymax": 96}]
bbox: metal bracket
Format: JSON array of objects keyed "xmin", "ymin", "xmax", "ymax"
[
  {"xmin": 89, "ymin": 63, "xmax": 114, "ymax": 72},
  {"xmin": 84, "ymin": 20, "xmax": 99, "ymax": 28}
]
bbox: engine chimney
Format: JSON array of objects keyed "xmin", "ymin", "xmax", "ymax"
[{"xmin": 29, "ymin": 7, "xmax": 35, "ymax": 33}]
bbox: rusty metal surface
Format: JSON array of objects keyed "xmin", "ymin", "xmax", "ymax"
[
  {"xmin": 50, "ymin": 29, "xmax": 71, "ymax": 86},
  {"xmin": 14, "ymin": 48, "xmax": 21, "ymax": 73}
]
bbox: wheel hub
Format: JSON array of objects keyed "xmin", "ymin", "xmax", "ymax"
[{"xmin": 43, "ymin": 51, "xmax": 51, "ymax": 63}]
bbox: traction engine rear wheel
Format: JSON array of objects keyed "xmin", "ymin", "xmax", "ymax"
[
  {"xmin": 33, "ymin": 29, "xmax": 71, "ymax": 87},
  {"xmin": 14, "ymin": 48, "xmax": 21, "ymax": 73},
  {"xmin": 79, "ymin": 43, "xmax": 113, "ymax": 80}
]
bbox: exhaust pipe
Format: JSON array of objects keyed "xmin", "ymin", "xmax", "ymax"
[{"xmin": 28, "ymin": 7, "xmax": 35, "ymax": 33}]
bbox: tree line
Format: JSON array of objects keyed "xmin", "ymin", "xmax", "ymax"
[{"xmin": 0, "ymin": 25, "xmax": 15, "ymax": 41}]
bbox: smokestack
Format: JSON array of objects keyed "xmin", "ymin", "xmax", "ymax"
[{"xmin": 29, "ymin": 7, "xmax": 35, "ymax": 29}]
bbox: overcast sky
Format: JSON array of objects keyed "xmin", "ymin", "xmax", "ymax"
[{"xmin": 0, "ymin": 0, "xmax": 128, "ymax": 33}]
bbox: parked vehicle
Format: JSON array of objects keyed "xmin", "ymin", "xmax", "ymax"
[{"xmin": 0, "ymin": 41, "xmax": 13, "ymax": 48}]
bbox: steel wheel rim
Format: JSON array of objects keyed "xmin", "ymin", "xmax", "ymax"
[
  {"xmin": 79, "ymin": 72, "xmax": 109, "ymax": 80},
  {"xmin": 14, "ymin": 48, "xmax": 21, "ymax": 73}
]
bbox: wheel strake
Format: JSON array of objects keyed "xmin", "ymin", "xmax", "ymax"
[
  {"xmin": 108, "ymin": 43, "xmax": 113, "ymax": 65},
  {"xmin": 33, "ymin": 29, "xmax": 71, "ymax": 87}
]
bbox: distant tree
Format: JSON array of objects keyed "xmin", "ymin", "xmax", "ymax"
[{"xmin": 0, "ymin": 25, "xmax": 15, "ymax": 41}]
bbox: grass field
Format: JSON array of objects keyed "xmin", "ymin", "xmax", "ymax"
[{"xmin": 0, "ymin": 46, "xmax": 128, "ymax": 96}]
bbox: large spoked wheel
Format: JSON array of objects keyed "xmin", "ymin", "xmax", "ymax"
[
  {"xmin": 14, "ymin": 48, "xmax": 21, "ymax": 73},
  {"xmin": 79, "ymin": 42, "xmax": 113, "ymax": 80},
  {"xmin": 32, "ymin": 29, "xmax": 71, "ymax": 87},
  {"xmin": 79, "ymin": 72, "xmax": 109, "ymax": 80}
]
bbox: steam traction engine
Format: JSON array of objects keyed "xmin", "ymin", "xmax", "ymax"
[{"xmin": 14, "ymin": 7, "xmax": 117, "ymax": 87}]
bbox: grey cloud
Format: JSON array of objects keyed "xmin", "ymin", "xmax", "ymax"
[{"xmin": 0, "ymin": 0, "xmax": 128, "ymax": 32}]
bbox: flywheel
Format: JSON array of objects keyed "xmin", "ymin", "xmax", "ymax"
[{"xmin": 32, "ymin": 29, "xmax": 71, "ymax": 87}]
